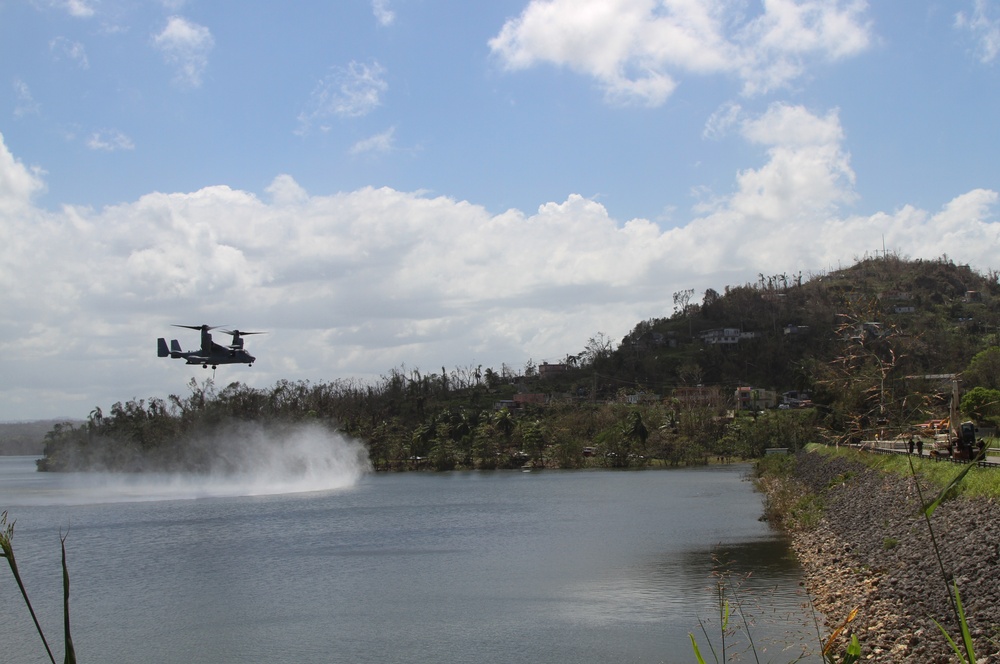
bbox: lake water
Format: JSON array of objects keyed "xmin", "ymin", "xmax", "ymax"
[{"xmin": 0, "ymin": 438, "xmax": 821, "ymax": 663}]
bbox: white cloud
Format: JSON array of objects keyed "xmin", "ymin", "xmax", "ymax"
[
  {"xmin": 64, "ymin": 0, "xmax": 94, "ymax": 17},
  {"xmin": 266, "ymin": 174, "xmax": 309, "ymax": 206},
  {"xmin": 1, "ymin": 114, "xmax": 998, "ymax": 420},
  {"xmin": 87, "ymin": 129, "xmax": 135, "ymax": 151},
  {"xmin": 33, "ymin": 0, "xmax": 95, "ymax": 18},
  {"xmin": 956, "ymin": 0, "xmax": 1000, "ymax": 64},
  {"xmin": 490, "ymin": 0, "xmax": 872, "ymax": 105},
  {"xmin": 372, "ymin": 0, "xmax": 395, "ymax": 27},
  {"xmin": 351, "ymin": 127, "xmax": 396, "ymax": 155},
  {"xmin": 296, "ymin": 60, "xmax": 388, "ymax": 135},
  {"xmin": 12, "ymin": 79, "xmax": 41, "ymax": 118},
  {"xmin": 50, "ymin": 36, "xmax": 90, "ymax": 69},
  {"xmin": 0, "ymin": 131, "xmax": 46, "ymax": 215},
  {"xmin": 152, "ymin": 16, "xmax": 215, "ymax": 88}
]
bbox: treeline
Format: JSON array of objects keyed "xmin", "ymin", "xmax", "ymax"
[{"xmin": 38, "ymin": 372, "xmax": 819, "ymax": 473}]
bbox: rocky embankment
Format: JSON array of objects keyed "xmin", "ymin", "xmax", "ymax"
[{"xmin": 773, "ymin": 451, "xmax": 1000, "ymax": 663}]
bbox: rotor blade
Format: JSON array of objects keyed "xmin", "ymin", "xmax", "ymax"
[
  {"xmin": 221, "ymin": 330, "xmax": 266, "ymax": 336},
  {"xmin": 173, "ymin": 324, "xmax": 227, "ymax": 331}
]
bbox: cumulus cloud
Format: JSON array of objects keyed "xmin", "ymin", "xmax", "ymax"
[
  {"xmin": 297, "ymin": 60, "xmax": 388, "ymax": 134},
  {"xmin": 490, "ymin": 0, "xmax": 872, "ymax": 105},
  {"xmin": 372, "ymin": 0, "xmax": 395, "ymax": 27},
  {"xmin": 956, "ymin": 0, "xmax": 1000, "ymax": 63},
  {"xmin": 0, "ymin": 131, "xmax": 46, "ymax": 214},
  {"xmin": 1, "ymin": 107, "xmax": 998, "ymax": 419},
  {"xmin": 87, "ymin": 129, "xmax": 135, "ymax": 151},
  {"xmin": 152, "ymin": 16, "xmax": 215, "ymax": 88}
]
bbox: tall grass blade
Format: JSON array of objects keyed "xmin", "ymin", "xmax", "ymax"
[
  {"xmin": 61, "ymin": 532, "xmax": 76, "ymax": 664},
  {"xmin": 689, "ymin": 633, "xmax": 708, "ymax": 664},
  {"xmin": 922, "ymin": 452, "xmax": 981, "ymax": 518},
  {"xmin": 933, "ymin": 618, "xmax": 965, "ymax": 662},
  {"xmin": 953, "ymin": 581, "xmax": 975, "ymax": 663},
  {"xmin": 909, "ymin": 456, "xmax": 978, "ymax": 663},
  {"xmin": 695, "ymin": 618, "xmax": 719, "ymax": 663},
  {"xmin": 0, "ymin": 512, "xmax": 57, "ymax": 664}
]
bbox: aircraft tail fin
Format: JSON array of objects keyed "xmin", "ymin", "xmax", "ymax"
[{"xmin": 157, "ymin": 338, "xmax": 169, "ymax": 357}]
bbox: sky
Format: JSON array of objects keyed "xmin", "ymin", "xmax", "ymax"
[{"xmin": 1, "ymin": 0, "xmax": 1000, "ymax": 422}]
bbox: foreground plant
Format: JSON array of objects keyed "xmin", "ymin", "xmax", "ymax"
[
  {"xmin": 689, "ymin": 564, "xmax": 816, "ymax": 664},
  {"xmin": 909, "ymin": 452, "xmax": 983, "ymax": 664},
  {"xmin": 820, "ymin": 607, "xmax": 860, "ymax": 664},
  {"xmin": 0, "ymin": 511, "xmax": 76, "ymax": 664}
]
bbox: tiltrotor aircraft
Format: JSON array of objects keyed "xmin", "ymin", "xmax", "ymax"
[{"xmin": 157, "ymin": 324, "xmax": 263, "ymax": 369}]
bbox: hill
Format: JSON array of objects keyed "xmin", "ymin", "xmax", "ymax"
[
  {"xmin": 0, "ymin": 420, "xmax": 79, "ymax": 455},
  {"xmin": 599, "ymin": 253, "xmax": 999, "ymax": 395}
]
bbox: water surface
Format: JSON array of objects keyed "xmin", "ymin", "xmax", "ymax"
[{"xmin": 0, "ymin": 457, "xmax": 820, "ymax": 663}]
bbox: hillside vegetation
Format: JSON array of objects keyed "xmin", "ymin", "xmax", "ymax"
[{"xmin": 37, "ymin": 255, "xmax": 1000, "ymax": 472}]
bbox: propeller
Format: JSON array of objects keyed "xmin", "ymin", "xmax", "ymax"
[
  {"xmin": 221, "ymin": 329, "xmax": 266, "ymax": 350},
  {"xmin": 221, "ymin": 329, "xmax": 266, "ymax": 337},
  {"xmin": 172, "ymin": 324, "xmax": 226, "ymax": 332}
]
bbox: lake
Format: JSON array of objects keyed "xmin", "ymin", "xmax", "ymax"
[{"xmin": 0, "ymin": 433, "xmax": 820, "ymax": 663}]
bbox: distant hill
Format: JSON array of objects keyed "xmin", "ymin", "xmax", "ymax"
[
  {"xmin": 0, "ymin": 420, "xmax": 79, "ymax": 455},
  {"xmin": 597, "ymin": 254, "xmax": 1000, "ymax": 396}
]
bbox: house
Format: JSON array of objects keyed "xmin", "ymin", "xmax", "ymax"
[
  {"xmin": 538, "ymin": 362, "xmax": 568, "ymax": 379},
  {"xmin": 700, "ymin": 328, "xmax": 742, "ymax": 345},
  {"xmin": 735, "ymin": 386, "xmax": 777, "ymax": 410},
  {"xmin": 845, "ymin": 321, "xmax": 883, "ymax": 341},
  {"xmin": 621, "ymin": 392, "xmax": 660, "ymax": 405},
  {"xmin": 672, "ymin": 386, "xmax": 723, "ymax": 408},
  {"xmin": 784, "ymin": 324, "xmax": 809, "ymax": 336},
  {"xmin": 893, "ymin": 305, "xmax": 915, "ymax": 314},
  {"xmin": 513, "ymin": 393, "xmax": 548, "ymax": 406},
  {"xmin": 781, "ymin": 390, "xmax": 811, "ymax": 407}
]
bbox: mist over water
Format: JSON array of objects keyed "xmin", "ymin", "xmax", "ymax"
[{"xmin": 7, "ymin": 422, "xmax": 370, "ymax": 506}]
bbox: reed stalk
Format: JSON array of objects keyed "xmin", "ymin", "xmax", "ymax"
[{"xmin": 0, "ymin": 511, "xmax": 76, "ymax": 664}]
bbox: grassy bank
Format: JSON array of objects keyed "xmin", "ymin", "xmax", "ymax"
[{"xmin": 790, "ymin": 443, "xmax": 1000, "ymax": 497}]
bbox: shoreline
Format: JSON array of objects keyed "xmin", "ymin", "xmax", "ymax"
[{"xmin": 775, "ymin": 451, "xmax": 1000, "ymax": 662}]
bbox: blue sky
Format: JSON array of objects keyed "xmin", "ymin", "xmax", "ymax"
[{"xmin": 1, "ymin": 0, "xmax": 999, "ymax": 421}]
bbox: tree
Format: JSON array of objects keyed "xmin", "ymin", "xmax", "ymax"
[
  {"xmin": 484, "ymin": 367, "xmax": 500, "ymax": 389},
  {"xmin": 960, "ymin": 386, "xmax": 1000, "ymax": 427},
  {"xmin": 963, "ymin": 347, "xmax": 1000, "ymax": 390},
  {"xmin": 582, "ymin": 333, "xmax": 615, "ymax": 366},
  {"xmin": 597, "ymin": 410, "xmax": 650, "ymax": 468},
  {"xmin": 673, "ymin": 288, "xmax": 696, "ymax": 336}
]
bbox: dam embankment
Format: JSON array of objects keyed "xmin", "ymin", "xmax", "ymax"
[{"xmin": 766, "ymin": 450, "xmax": 1000, "ymax": 662}]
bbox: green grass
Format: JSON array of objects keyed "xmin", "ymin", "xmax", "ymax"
[{"xmin": 803, "ymin": 443, "xmax": 1000, "ymax": 498}]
